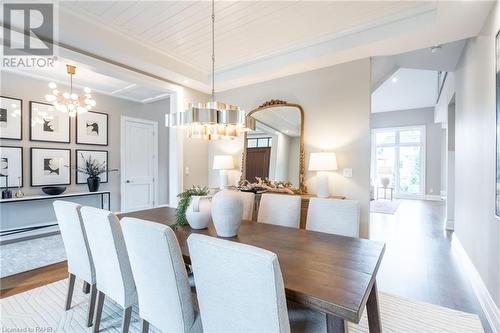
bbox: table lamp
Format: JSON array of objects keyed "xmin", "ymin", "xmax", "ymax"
[
  {"xmin": 308, "ymin": 152, "xmax": 338, "ymax": 198},
  {"xmin": 213, "ymin": 155, "xmax": 234, "ymax": 190}
]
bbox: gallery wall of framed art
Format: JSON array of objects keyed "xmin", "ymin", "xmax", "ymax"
[{"xmin": 1, "ymin": 94, "xmax": 111, "ymax": 191}]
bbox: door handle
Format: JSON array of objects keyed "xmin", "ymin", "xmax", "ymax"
[{"xmin": 126, "ymin": 180, "xmax": 131, "ymax": 183}]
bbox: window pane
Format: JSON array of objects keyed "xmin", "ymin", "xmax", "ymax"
[
  {"xmin": 257, "ymin": 138, "xmax": 269, "ymax": 147},
  {"xmin": 268, "ymin": 138, "xmax": 272, "ymax": 146},
  {"xmin": 376, "ymin": 131, "xmax": 396, "ymax": 145},
  {"xmin": 247, "ymin": 139, "xmax": 257, "ymax": 148},
  {"xmin": 375, "ymin": 147, "xmax": 395, "ymax": 187},
  {"xmin": 400, "ymin": 130, "xmax": 422, "ymax": 144},
  {"xmin": 399, "ymin": 146, "xmax": 422, "ymax": 194}
]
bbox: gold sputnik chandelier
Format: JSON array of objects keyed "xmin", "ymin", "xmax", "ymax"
[
  {"xmin": 166, "ymin": 0, "xmax": 254, "ymax": 140},
  {"xmin": 45, "ymin": 64, "xmax": 96, "ymax": 117}
]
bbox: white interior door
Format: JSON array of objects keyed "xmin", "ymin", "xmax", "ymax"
[{"xmin": 121, "ymin": 117, "xmax": 158, "ymax": 212}]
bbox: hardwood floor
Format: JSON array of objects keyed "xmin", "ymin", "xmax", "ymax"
[
  {"xmin": 0, "ymin": 199, "xmax": 492, "ymax": 332},
  {"xmin": 370, "ymin": 199, "xmax": 492, "ymax": 333}
]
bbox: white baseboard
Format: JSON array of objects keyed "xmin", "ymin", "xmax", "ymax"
[
  {"xmin": 445, "ymin": 219, "xmax": 454, "ymax": 231},
  {"xmin": 453, "ymin": 236, "xmax": 500, "ymax": 333},
  {"xmin": 425, "ymin": 195, "xmax": 443, "ymax": 201}
]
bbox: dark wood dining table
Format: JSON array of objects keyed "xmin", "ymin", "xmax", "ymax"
[{"xmin": 117, "ymin": 207, "xmax": 385, "ymax": 333}]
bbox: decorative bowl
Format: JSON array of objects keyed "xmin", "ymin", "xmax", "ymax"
[{"xmin": 42, "ymin": 186, "xmax": 67, "ymax": 196}]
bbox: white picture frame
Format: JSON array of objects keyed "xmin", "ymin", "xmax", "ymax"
[
  {"xmin": 76, "ymin": 149, "xmax": 108, "ymax": 184},
  {"xmin": 30, "ymin": 101, "xmax": 70, "ymax": 143},
  {"xmin": 0, "ymin": 146, "xmax": 23, "ymax": 188},
  {"xmin": 76, "ymin": 111, "xmax": 108, "ymax": 146},
  {"xmin": 30, "ymin": 148, "xmax": 71, "ymax": 186},
  {"xmin": 0, "ymin": 96, "xmax": 22, "ymax": 140}
]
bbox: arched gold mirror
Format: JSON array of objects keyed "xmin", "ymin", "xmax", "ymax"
[{"xmin": 240, "ymin": 99, "xmax": 306, "ymax": 194}]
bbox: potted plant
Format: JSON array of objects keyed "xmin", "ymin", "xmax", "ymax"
[
  {"xmin": 77, "ymin": 153, "xmax": 117, "ymax": 192},
  {"xmin": 175, "ymin": 185, "xmax": 210, "ymax": 227}
]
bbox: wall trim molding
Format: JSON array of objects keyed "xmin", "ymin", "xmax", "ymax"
[
  {"xmin": 425, "ymin": 195, "xmax": 443, "ymax": 201},
  {"xmin": 453, "ymin": 236, "xmax": 500, "ymax": 333}
]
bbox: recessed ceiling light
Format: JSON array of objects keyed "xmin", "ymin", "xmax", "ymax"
[
  {"xmin": 430, "ymin": 45, "xmax": 442, "ymax": 54},
  {"xmin": 391, "ymin": 77, "xmax": 398, "ymax": 83}
]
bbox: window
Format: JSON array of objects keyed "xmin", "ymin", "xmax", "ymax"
[
  {"xmin": 371, "ymin": 126, "xmax": 425, "ymax": 197},
  {"xmin": 247, "ymin": 137, "xmax": 272, "ymax": 148}
]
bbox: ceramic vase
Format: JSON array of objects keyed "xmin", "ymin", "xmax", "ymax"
[
  {"xmin": 87, "ymin": 176, "xmax": 100, "ymax": 192},
  {"xmin": 211, "ymin": 190, "xmax": 243, "ymax": 237},
  {"xmin": 381, "ymin": 177, "xmax": 390, "ymax": 188},
  {"xmin": 186, "ymin": 195, "xmax": 212, "ymax": 229}
]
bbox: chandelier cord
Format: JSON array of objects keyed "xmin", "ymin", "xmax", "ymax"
[{"xmin": 211, "ymin": 0, "xmax": 215, "ymax": 101}]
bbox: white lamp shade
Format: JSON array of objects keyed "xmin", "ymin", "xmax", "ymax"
[
  {"xmin": 308, "ymin": 152, "xmax": 338, "ymax": 171},
  {"xmin": 213, "ymin": 155, "xmax": 234, "ymax": 170}
]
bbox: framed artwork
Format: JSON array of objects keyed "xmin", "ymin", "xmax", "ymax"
[
  {"xmin": 497, "ymin": 30, "xmax": 500, "ymax": 217},
  {"xmin": 76, "ymin": 149, "xmax": 108, "ymax": 184},
  {"xmin": 76, "ymin": 111, "xmax": 108, "ymax": 146},
  {"xmin": 0, "ymin": 96, "xmax": 22, "ymax": 140},
  {"xmin": 30, "ymin": 101, "xmax": 70, "ymax": 143},
  {"xmin": 30, "ymin": 148, "xmax": 71, "ymax": 186},
  {"xmin": 0, "ymin": 146, "xmax": 23, "ymax": 188}
]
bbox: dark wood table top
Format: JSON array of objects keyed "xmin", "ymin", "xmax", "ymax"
[{"xmin": 118, "ymin": 207, "xmax": 385, "ymax": 323}]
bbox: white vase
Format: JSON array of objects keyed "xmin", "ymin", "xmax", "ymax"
[
  {"xmin": 211, "ymin": 190, "xmax": 243, "ymax": 237},
  {"xmin": 186, "ymin": 195, "xmax": 212, "ymax": 229}
]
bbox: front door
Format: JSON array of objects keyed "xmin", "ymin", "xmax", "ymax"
[
  {"xmin": 246, "ymin": 147, "xmax": 271, "ymax": 182},
  {"xmin": 121, "ymin": 117, "xmax": 158, "ymax": 212}
]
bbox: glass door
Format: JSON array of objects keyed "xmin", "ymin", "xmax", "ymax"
[{"xmin": 372, "ymin": 126, "xmax": 425, "ymax": 198}]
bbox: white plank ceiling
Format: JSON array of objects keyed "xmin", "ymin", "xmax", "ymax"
[{"xmin": 60, "ymin": 1, "xmax": 433, "ymax": 74}]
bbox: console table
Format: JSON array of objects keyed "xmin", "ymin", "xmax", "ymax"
[
  {"xmin": 252, "ymin": 193, "xmax": 346, "ymax": 229},
  {"xmin": 0, "ymin": 191, "xmax": 110, "ymax": 240}
]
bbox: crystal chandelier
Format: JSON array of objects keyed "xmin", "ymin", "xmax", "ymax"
[
  {"xmin": 45, "ymin": 64, "xmax": 96, "ymax": 117},
  {"xmin": 167, "ymin": 0, "xmax": 254, "ymax": 140}
]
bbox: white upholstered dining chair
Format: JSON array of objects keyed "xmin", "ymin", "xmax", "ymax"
[
  {"xmin": 257, "ymin": 193, "xmax": 301, "ymax": 228},
  {"xmin": 121, "ymin": 217, "xmax": 202, "ymax": 333},
  {"xmin": 188, "ymin": 233, "xmax": 290, "ymax": 332},
  {"xmin": 53, "ymin": 201, "xmax": 96, "ymax": 327},
  {"xmin": 80, "ymin": 207, "xmax": 137, "ymax": 333},
  {"xmin": 238, "ymin": 191, "xmax": 255, "ymax": 220},
  {"xmin": 188, "ymin": 234, "xmax": 326, "ymax": 332},
  {"xmin": 306, "ymin": 198, "xmax": 360, "ymax": 237}
]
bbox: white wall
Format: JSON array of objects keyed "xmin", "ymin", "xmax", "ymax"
[
  {"xmin": 454, "ymin": 3, "xmax": 500, "ymax": 310},
  {"xmin": 0, "ymin": 71, "xmax": 170, "ymax": 213},
  {"xmin": 209, "ymin": 58, "xmax": 372, "ymax": 237}
]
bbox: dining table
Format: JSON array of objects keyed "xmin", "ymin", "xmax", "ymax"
[{"xmin": 117, "ymin": 207, "xmax": 385, "ymax": 333}]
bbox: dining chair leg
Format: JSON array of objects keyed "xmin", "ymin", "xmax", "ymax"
[
  {"xmin": 326, "ymin": 314, "xmax": 346, "ymax": 333},
  {"xmin": 93, "ymin": 291, "xmax": 105, "ymax": 333},
  {"xmin": 65, "ymin": 273, "xmax": 76, "ymax": 310},
  {"xmin": 141, "ymin": 319, "xmax": 149, "ymax": 333},
  {"xmin": 86, "ymin": 284, "xmax": 97, "ymax": 327},
  {"xmin": 121, "ymin": 306, "xmax": 133, "ymax": 333},
  {"xmin": 83, "ymin": 281, "xmax": 91, "ymax": 294}
]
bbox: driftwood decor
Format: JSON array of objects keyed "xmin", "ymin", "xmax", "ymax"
[
  {"xmin": 238, "ymin": 178, "xmax": 301, "ymax": 195},
  {"xmin": 241, "ymin": 99, "xmax": 307, "ymax": 194}
]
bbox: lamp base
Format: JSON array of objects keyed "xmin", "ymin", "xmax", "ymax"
[
  {"xmin": 316, "ymin": 172, "xmax": 330, "ymax": 198},
  {"xmin": 219, "ymin": 170, "xmax": 229, "ymax": 190}
]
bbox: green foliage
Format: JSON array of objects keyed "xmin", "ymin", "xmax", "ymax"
[{"xmin": 175, "ymin": 185, "xmax": 209, "ymax": 227}]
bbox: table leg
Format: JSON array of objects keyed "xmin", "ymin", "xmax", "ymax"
[
  {"xmin": 326, "ymin": 314, "xmax": 346, "ymax": 333},
  {"xmin": 366, "ymin": 281, "xmax": 382, "ymax": 333}
]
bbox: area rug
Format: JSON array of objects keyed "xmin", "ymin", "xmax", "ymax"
[
  {"xmin": 0, "ymin": 234, "xmax": 66, "ymax": 278},
  {"xmin": 0, "ymin": 279, "xmax": 484, "ymax": 333},
  {"xmin": 370, "ymin": 199, "xmax": 401, "ymax": 215}
]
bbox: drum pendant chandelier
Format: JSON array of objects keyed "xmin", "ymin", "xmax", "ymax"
[{"xmin": 167, "ymin": 0, "xmax": 254, "ymax": 140}]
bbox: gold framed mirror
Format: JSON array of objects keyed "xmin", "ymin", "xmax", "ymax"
[{"xmin": 241, "ymin": 99, "xmax": 307, "ymax": 193}]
